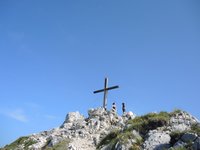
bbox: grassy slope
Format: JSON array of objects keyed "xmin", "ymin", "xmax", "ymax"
[{"xmin": 97, "ymin": 110, "xmax": 200, "ymax": 150}]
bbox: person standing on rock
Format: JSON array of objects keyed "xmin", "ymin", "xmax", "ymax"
[
  {"xmin": 112, "ymin": 102, "xmax": 117, "ymax": 113},
  {"xmin": 122, "ymin": 102, "xmax": 126, "ymax": 114}
]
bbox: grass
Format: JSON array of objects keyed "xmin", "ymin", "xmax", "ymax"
[
  {"xmin": 171, "ymin": 147, "xmax": 187, "ymax": 150},
  {"xmin": 97, "ymin": 128, "xmax": 143, "ymax": 149},
  {"xmin": 43, "ymin": 139, "xmax": 70, "ymax": 150},
  {"xmin": 190, "ymin": 123, "xmax": 200, "ymax": 136},
  {"xmin": 169, "ymin": 109, "xmax": 184, "ymax": 118},
  {"xmin": 97, "ymin": 110, "xmax": 192, "ymax": 149},
  {"xmin": 3, "ymin": 136, "xmax": 70, "ymax": 150},
  {"xmin": 97, "ymin": 129, "xmax": 120, "ymax": 149},
  {"xmin": 129, "ymin": 144, "xmax": 141, "ymax": 150},
  {"xmin": 116, "ymin": 130, "xmax": 142, "ymax": 145},
  {"xmin": 126, "ymin": 111, "xmax": 170, "ymax": 136},
  {"xmin": 170, "ymin": 127, "xmax": 199, "ymax": 149},
  {"xmin": 3, "ymin": 109, "xmax": 196, "ymax": 150},
  {"xmin": 170, "ymin": 131, "xmax": 186, "ymax": 146},
  {"xmin": 2, "ymin": 136, "xmax": 36, "ymax": 150}
]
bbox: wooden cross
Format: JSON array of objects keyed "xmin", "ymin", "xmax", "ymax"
[{"xmin": 93, "ymin": 78, "xmax": 119, "ymax": 110}]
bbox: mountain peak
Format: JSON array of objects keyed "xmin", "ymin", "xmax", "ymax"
[{"xmin": 2, "ymin": 108, "xmax": 200, "ymax": 150}]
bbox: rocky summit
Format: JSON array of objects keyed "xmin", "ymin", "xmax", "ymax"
[{"xmin": 1, "ymin": 108, "xmax": 200, "ymax": 150}]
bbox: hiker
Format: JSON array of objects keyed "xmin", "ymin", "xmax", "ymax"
[
  {"xmin": 122, "ymin": 102, "xmax": 126, "ymax": 113},
  {"xmin": 112, "ymin": 102, "xmax": 117, "ymax": 113}
]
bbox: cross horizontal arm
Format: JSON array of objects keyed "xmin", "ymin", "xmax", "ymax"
[
  {"xmin": 93, "ymin": 85, "xmax": 119, "ymax": 94},
  {"xmin": 106, "ymin": 85, "xmax": 119, "ymax": 91}
]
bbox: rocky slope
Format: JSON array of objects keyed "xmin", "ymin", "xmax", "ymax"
[{"xmin": 1, "ymin": 108, "xmax": 200, "ymax": 150}]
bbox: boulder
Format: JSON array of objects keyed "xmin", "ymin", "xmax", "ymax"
[
  {"xmin": 47, "ymin": 135, "xmax": 63, "ymax": 146},
  {"xmin": 88, "ymin": 107, "xmax": 106, "ymax": 118},
  {"xmin": 143, "ymin": 130, "xmax": 171, "ymax": 150},
  {"xmin": 181, "ymin": 133, "xmax": 197, "ymax": 143},
  {"xmin": 193, "ymin": 137, "xmax": 200, "ymax": 150},
  {"xmin": 64, "ymin": 112, "xmax": 85, "ymax": 123},
  {"xmin": 169, "ymin": 111, "xmax": 199, "ymax": 132},
  {"xmin": 173, "ymin": 140, "xmax": 187, "ymax": 149}
]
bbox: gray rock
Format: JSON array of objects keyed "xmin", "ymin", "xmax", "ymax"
[
  {"xmin": 100, "ymin": 144, "xmax": 113, "ymax": 150},
  {"xmin": 112, "ymin": 130, "xmax": 142, "ymax": 150},
  {"xmin": 88, "ymin": 107, "xmax": 106, "ymax": 118},
  {"xmin": 143, "ymin": 130, "xmax": 171, "ymax": 150},
  {"xmin": 64, "ymin": 111, "xmax": 85, "ymax": 123},
  {"xmin": 170, "ymin": 124, "xmax": 189, "ymax": 132},
  {"xmin": 115, "ymin": 141, "xmax": 127, "ymax": 150},
  {"xmin": 173, "ymin": 140, "xmax": 187, "ymax": 149},
  {"xmin": 3, "ymin": 108, "xmax": 200, "ymax": 150},
  {"xmin": 193, "ymin": 137, "xmax": 200, "ymax": 150},
  {"xmin": 169, "ymin": 111, "xmax": 199, "ymax": 132},
  {"xmin": 48, "ymin": 135, "xmax": 63, "ymax": 146},
  {"xmin": 122, "ymin": 111, "xmax": 136, "ymax": 122},
  {"xmin": 181, "ymin": 133, "xmax": 197, "ymax": 143}
]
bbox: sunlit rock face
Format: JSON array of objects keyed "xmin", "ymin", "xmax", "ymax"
[{"xmin": 2, "ymin": 108, "xmax": 200, "ymax": 150}]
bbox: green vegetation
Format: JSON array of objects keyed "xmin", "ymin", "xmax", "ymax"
[
  {"xmin": 115, "ymin": 130, "xmax": 142, "ymax": 146},
  {"xmin": 2, "ymin": 136, "xmax": 36, "ymax": 150},
  {"xmin": 2, "ymin": 137, "xmax": 70, "ymax": 150},
  {"xmin": 126, "ymin": 111, "xmax": 170, "ymax": 136},
  {"xmin": 97, "ymin": 110, "xmax": 195, "ymax": 149},
  {"xmin": 129, "ymin": 145, "xmax": 141, "ymax": 150},
  {"xmin": 170, "ymin": 147, "xmax": 187, "ymax": 150},
  {"xmin": 97, "ymin": 129, "xmax": 120, "ymax": 149},
  {"xmin": 3, "ymin": 109, "xmax": 198, "ymax": 150},
  {"xmin": 170, "ymin": 131, "xmax": 186, "ymax": 146},
  {"xmin": 97, "ymin": 128, "xmax": 143, "ymax": 149},
  {"xmin": 129, "ymin": 138, "xmax": 143, "ymax": 150},
  {"xmin": 190, "ymin": 123, "xmax": 200, "ymax": 136},
  {"xmin": 43, "ymin": 139, "xmax": 70, "ymax": 150},
  {"xmin": 170, "ymin": 129, "xmax": 198, "ymax": 149},
  {"xmin": 170, "ymin": 109, "xmax": 183, "ymax": 117}
]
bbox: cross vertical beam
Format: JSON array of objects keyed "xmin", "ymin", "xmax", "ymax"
[
  {"xmin": 93, "ymin": 78, "xmax": 119, "ymax": 110},
  {"xmin": 103, "ymin": 78, "xmax": 108, "ymax": 109}
]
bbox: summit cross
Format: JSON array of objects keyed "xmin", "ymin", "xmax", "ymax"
[{"xmin": 93, "ymin": 78, "xmax": 119, "ymax": 110}]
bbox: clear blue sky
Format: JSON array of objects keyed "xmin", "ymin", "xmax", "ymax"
[{"xmin": 0, "ymin": 0, "xmax": 200, "ymax": 147}]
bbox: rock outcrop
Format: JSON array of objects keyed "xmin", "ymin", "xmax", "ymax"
[{"xmin": 1, "ymin": 108, "xmax": 200, "ymax": 150}]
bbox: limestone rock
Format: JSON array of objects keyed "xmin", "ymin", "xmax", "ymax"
[
  {"xmin": 143, "ymin": 130, "xmax": 171, "ymax": 150},
  {"xmin": 169, "ymin": 111, "xmax": 199, "ymax": 132},
  {"xmin": 63, "ymin": 111, "xmax": 85, "ymax": 124},
  {"xmin": 2, "ymin": 107, "xmax": 200, "ymax": 150},
  {"xmin": 88, "ymin": 107, "xmax": 107, "ymax": 118}
]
